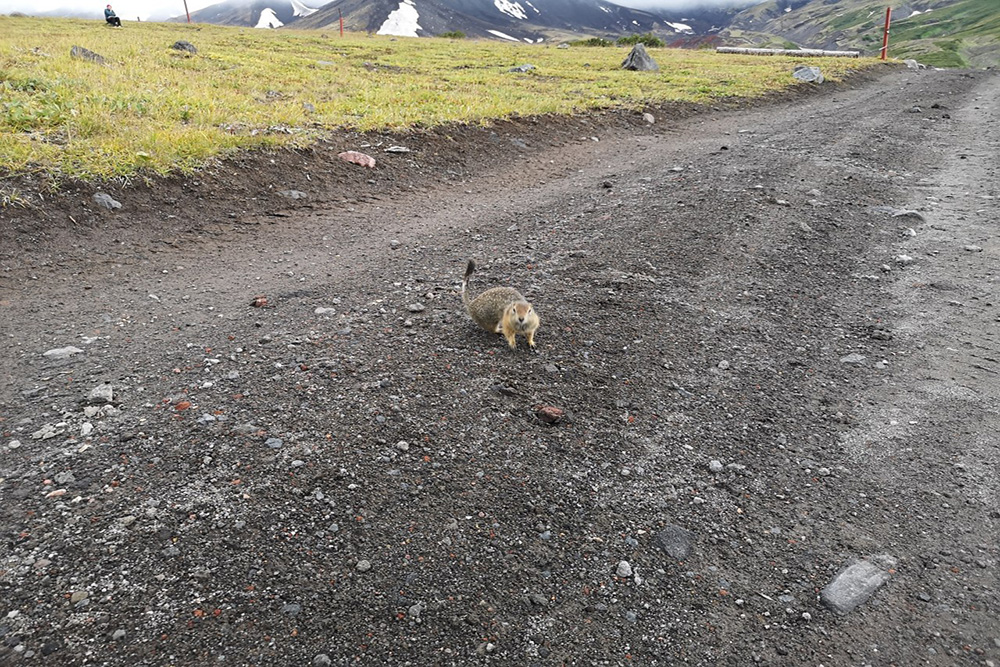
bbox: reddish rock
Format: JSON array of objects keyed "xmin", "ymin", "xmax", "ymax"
[
  {"xmin": 338, "ymin": 151, "xmax": 376, "ymax": 168},
  {"xmin": 535, "ymin": 405, "xmax": 565, "ymax": 424}
]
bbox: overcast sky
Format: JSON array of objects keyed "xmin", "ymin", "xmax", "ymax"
[
  {"xmin": 0, "ymin": 0, "xmax": 765, "ymax": 21},
  {"xmin": 1, "ymin": 0, "xmax": 220, "ymax": 20}
]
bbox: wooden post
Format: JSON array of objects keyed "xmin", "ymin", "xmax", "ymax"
[
  {"xmin": 183, "ymin": 0, "xmax": 191, "ymax": 23},
  {"xmin": 880, "ymin": 7, "xmax": 891, "ymax": 60},
  {"xmin": 339, "ymin": 9, "xmax": 344, "ymax": 37}
]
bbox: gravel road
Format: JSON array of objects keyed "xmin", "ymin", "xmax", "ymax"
[{"xmin": 1, "ymin": 65, "xmax": 998, "ymax": 666}]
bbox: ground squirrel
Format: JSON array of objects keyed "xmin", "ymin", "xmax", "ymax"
[{"xmin": 461, "ymin": 259, "xmax": 540, "ymax": 350}]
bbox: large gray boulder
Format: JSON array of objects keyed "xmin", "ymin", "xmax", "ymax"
[
  {"xmin": 70, "ymin": 45, "xmax": 107, "ymax": 65},
  {"xmin": 621, "ymin": 44, "xmax": 659, "ymax": 72},
  {"xmin": 171, "ymin": 40, "xmax": 198, "ymax": 54},
  {"xmin": 792, "ymin": 64, "xmax": 824, "ymax": 83}
]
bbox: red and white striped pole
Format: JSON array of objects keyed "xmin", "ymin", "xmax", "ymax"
[{"xmin": 880, "ymin": 7, "xmax": 891, "ymax": 60}]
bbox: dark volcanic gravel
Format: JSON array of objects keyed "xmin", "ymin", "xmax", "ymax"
[{"xmin": 1, "ymin": 67, "xmax": 998, "ymax": 666}]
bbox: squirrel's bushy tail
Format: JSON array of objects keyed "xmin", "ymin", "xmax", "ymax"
[{"xmin": 461, "ymin": 259, "xmax": 475, "ymax": 310}]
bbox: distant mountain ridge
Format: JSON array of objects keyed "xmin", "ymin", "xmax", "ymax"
[
  {"xmin": 173, "ymin": 0, "xmax": 732, "ymax": 44},
  {"xmin": 164, "ymin": 0, "xmax": 998, "ymax": 67}
]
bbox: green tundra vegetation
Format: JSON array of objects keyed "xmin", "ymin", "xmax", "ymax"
[{"xmin": 0, "ymin": 16, "xmax": 882, "ymax": 181}]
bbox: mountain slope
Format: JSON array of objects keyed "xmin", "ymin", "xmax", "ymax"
[
  {"xmin": 721, "ymin": 0, "xmax": 999, "ymax": 67},
  {"xmin": 174, "ymin": 0, "xmax": 710, "ymax": 42},
  {"xmin": 172, "ymin": 0, "xmax": 318, "ymax": 28}
]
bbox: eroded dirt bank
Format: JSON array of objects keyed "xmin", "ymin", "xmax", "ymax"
[{"xmin": 1, "ymin": 67, "xmax": 998, "ymax": 666}]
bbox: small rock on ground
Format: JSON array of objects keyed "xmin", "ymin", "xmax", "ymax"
[
  {"xmin": 653, "ymin": 524, "xmax": 695, "ymax": 560},
  {"xmin": 93, "ymin": 192, "xmax": 122, "ymax": 210},
  {"xmin": 821, "ymin": 555, "xmax": 896, "ymax": 614}
]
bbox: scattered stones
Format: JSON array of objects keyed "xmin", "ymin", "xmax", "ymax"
[
  {"xmin": 32, "ymin": 423, "xmax": 66, "ymax": 440},
  {"xmin": 93, "ymin": 192, "xmax": 122, "ymax": 210},
  {"xmin": 314, "ymin": 307, "xmax": 337, "ymax": 315},
  {"xmin": 653, "ymin": 524, "xmax": 695, "ymax": 560},
  {"xmin": 70, "ymin": 590, "xmax": 89, "ymax": 604},
  {"xmin": 904, "ymin": 59, "xmax": 921, "ymax": 70},
  {"xmin": 792, "ymin": 65, "xmax": 824, "ymax": 84},
  {"xmin": 7, "ymin": 439, "xmax": 21, "ymax": 449},
  {"xmin": 250, "ymin": 295, "xmax": 269, "ymax": 308},
  {"xmin": 527, "ymin": 593, "xmax": 548, "ymax": 606},
  {"xmin": 615, "ymin": 561, "xmax": 633, "ymax": 578},
  {"xmin": 642, "ymin": 112, "xmax": 655, "ymax": 124},
  {"xmin": 170, "ymin": 40, "xmax": 197, "ymax": 54},
  {"xmin": 894, "ymin": 254, "xmax": 916, "ymax": 265},
  {"xmin": 821, "ymin": 555, "xmax": 896, "ymax": 614},
  {"xmin": 338, "ymin": 151, "xmax": 376, "ymax": 169},
  {"xmin": 313, "ymin": 655, "xmax": 332, "ymax": 667},
  {"xmin": 281, "ymin": 603, "xmax": 302, "ymax": 617},
  {"xmin": 356, "ymin": 559, "xmax": 372, "ymax": 572},
  {"xmin": 43, "ymin": 346, "xmax": 83, "ymax": 360},
  {"xmin": 53, "ymin": 471, "xmax": 75, "ymax": 485},
  {"xmin": 407, "ymin": 303, "xmax": 426, "ymax": 313},
  {"xmin": 70, "ymin": 45, "xmax": 106, "ymax": 65},
  {"xmin": 277, "ymin": 189, "xmax": 307, "ymax": 200},
  {"xmin": 111, "ymin": 629, "xmax": 126, "ymax": 641},
  {"xmin": 384, "ymin": 145, "xmax": 411, "ymax": 153},
  {"xmin": 717, "ymin": 360, "xmax": 730, "ymax": 370},
  {"xmin": 963, "ymin": 244, "xmax": 983, "ymax": 252},
  {"xmin": 839, "ymin": 353, "xmax": 867, "ymax": 365},
  {"xmin": 395, "ymin": 440, "xmax": 409, "ymax": 452},
  {"xmin": 708, "ymin": 459, "xmax": 724, "ymax": 473},
  {"xmin": 621, "ymin": 44, "xmax": 659, "ymax": 72},
  {"xmin": 86, "ymin": 383, "xmax": 114, "ymax": 404},
  {"xmin": 507, "ymin": 64, "xmax": 535, "ymax": 73},
  {"xmin": 265, "ymin": 437, "xmax": 283, "ymax": 449}
]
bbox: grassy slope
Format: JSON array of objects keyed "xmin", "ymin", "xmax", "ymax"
[
  {"xmin": 891, "ymin": 0, "xmax": 1000, "ymax": 68},
  {"xmin": 721, "ymin": 0, "xmax": 999, "ymax": 68},
  {"xmin": 0, "ymin": 16, "xmax": 880, "ymax": 181}
]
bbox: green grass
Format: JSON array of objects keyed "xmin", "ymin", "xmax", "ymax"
[
  {"xmin": 890, "ymin": 0, "xmax": 1000, "ymax": 68},
  {"xmin": 892, "ymin": 0, "xmax": 1000, "ymax": 43},
  {"xmin": 0, "ymin": 16, "xmax": 882, "ymax": 181}
]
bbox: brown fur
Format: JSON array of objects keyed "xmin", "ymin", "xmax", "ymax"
[{"xmin": 462, "ymin": 260, "xmax": 540, "ymax": 350}]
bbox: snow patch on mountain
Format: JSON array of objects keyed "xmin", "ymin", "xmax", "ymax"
[
  {"xmin": 487, "ymin": 29, "xmax": 520, "ymax": 42},
  {"xmin": 666, "ymin": 21, "xmax": 692, "ymax": 33},
  {"xmin": 494, "ymin": 0, "xmax": 527, "ymax": 21},
  {"xmin": 290, "ymin": 0, "xmax": 317, "ymax": 17},
  {"xmin": 524, "ymin": 1, "xmax": 540, "ymax": 15},
  {"xmin": 377, "ymin": 0, "xmax": 422, "ymax": 37},
  {"xmin": 255, "ymin": 7, "xmax": 283, "ymax": 28}
]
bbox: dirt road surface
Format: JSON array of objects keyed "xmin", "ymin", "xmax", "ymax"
[{"xmin": 1, "ymin": 66, "xmax": 998, "ymax": 665}]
